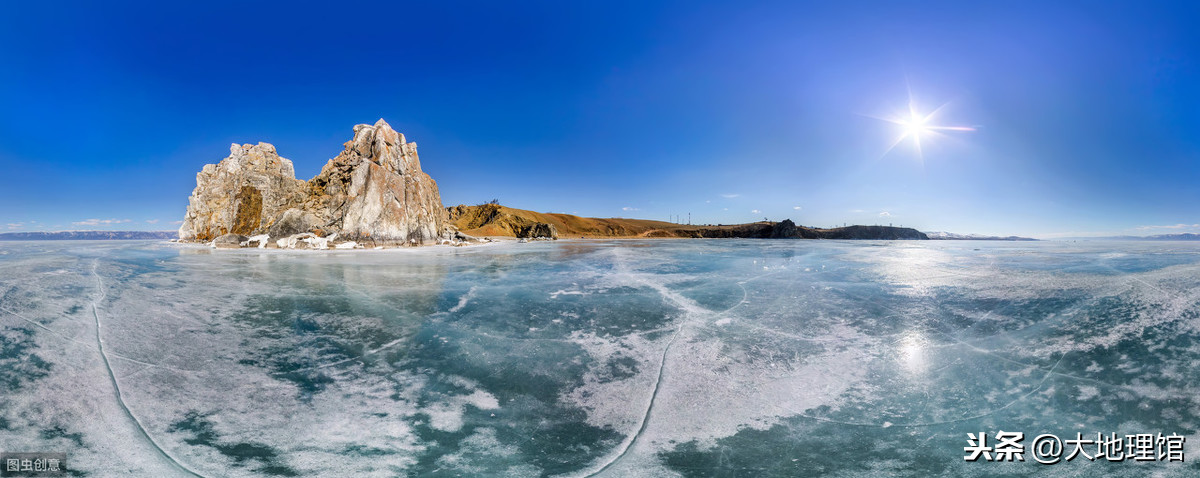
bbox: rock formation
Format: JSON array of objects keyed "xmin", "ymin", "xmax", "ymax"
[
  {"xmin": 212, "ymin": 233, "xmax": 247, "ymax": 249},
  {"xmin": 179, "ymin": 119, "xmax": 456, "ymax": 247},
  {"xmin": 769, "ymin": 219, "xmax": 797, "ymax": 238},
  {"xmin": 178, "ymin": 143, "xmax": 306, "ymax": 241},
  {"xmin": 517, "ymin": 223, "xmax": 558, "ymax": 240}
]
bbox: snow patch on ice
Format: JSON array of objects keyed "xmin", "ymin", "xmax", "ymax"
[
  {"xmin": 449, "ymin": 286, "xmax": 477, "ymax": 313},
  {"xmin": 550, "ymin": 289, "xmax": 586, "ymax": 299}
]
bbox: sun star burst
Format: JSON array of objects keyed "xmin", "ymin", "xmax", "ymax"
[{"xmin": 871, "ymin": 95, "xmax": 975, "ymax": 161}]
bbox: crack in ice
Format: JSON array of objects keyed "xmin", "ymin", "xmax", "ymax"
[
  {"xmin": 90, "ymin": 259, "xmax": 207, "ymax": 477},
  {"xmin": 581, "ymin": 249, "xmax": 721, "ymax": 477},
  {"xmin": 0, "ymin": 304, "xmax": 193, "ymax": 374},
  {"xmin": 583, "ymin": 323, "xmax": 683, "ymax": 477}
]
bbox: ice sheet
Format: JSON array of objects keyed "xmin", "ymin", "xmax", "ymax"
[{"xmin": 2, "ymin": 239, "xmax": 1199, "ymax": 476}]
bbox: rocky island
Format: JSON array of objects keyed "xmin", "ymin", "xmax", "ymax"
[
  {"xmin": 179, "ymin": 119, "xmax": 473, "ymax": 248},
  {"xmin": 178, "ymin": 119, "xmax": 927, "ymax": 248}
]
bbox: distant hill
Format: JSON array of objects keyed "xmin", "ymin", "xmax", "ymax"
[
  {"xmin": 448, "ymin": 204, "xmax": 928, "ymax": 240},
  {"xmin": 1133, "ymin": 233, "xmax": 1200, "ymax": 241},
  {"xmin": 1059, "ymin": 233, "xmax": 1200, "ymax": 241},
  {"xmin": 0, "ymin": 231, "xmax": 176, "ymax": 241},
  {"xmin": 925, "ymin": 231, "xmax": 1037, "ymax": 241},
  {"xmin": 1083, "ymin": 233, "xmax": 1200, "ymax": 241}
]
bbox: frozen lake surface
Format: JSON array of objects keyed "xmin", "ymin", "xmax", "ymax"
[{"xmin": 2, "ymin": 239, "xmax": 1199, "ymax": 476}]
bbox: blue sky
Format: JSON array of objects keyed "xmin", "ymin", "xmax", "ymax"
[{"xmin": 1, "ymin": 1, "xmax": 1197, "ymax": 238}]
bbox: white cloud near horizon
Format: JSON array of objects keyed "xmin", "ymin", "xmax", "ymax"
[
  {"xmin": 879, "ymin": 211, "xmax": 891, "ymax": 217},
  {"xmin": 622, "ymin": 206, "xmax": 639, "ymax": 211},
  {"xmin": 751, "ymin": 209, "xmax": 761, "ymax": 214},
  {"xmin": 850, "ymin": 209, "xmax": 865, "ymax": 213},
  {"xmin": 145, "ymin": 219, "xmax": 159, "ymax": 224},
  {"xmin": 721, "ymin": 193, "xmax": 740, "ymax": 198},
  {"xmin": 793, "ymin": 206, "xmax": 802, "ymax": 210},
  {"xmin": 73, "ymin": 218, "xmax": 131, "ymax": 226}
]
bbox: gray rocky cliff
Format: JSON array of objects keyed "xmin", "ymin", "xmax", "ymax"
[
  {"xmin": 178, "ymin": 142, "xmax": 306, "ymax": 241},
  {"xmin": 179, "ymin": 119, "xmax": 454, "ymax": 246}
]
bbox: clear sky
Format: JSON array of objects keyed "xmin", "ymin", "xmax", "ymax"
[{"xmin": 1, "ymin": 1, "xmax": 1197, "ymax": 238}]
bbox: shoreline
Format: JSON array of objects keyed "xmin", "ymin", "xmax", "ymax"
[{"xmin": 162, "ymin": 235, "xmax": 938, "ymax": 254}]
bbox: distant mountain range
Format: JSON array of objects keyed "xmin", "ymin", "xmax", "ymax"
[
  {"xmin": 1069, "ymin": 233, "xmax": 1200, "ymax": 241},
  {"xmin": 1135, "ymin": 233, "xmax": 1200, "ymax": 240},
  {"xmin": 924, "ymin": 231, "xmax": 1038, "ymax": 241},
  {"xmin": 0, "ymin": 231, "xmax": 176, "ymax": 241}
]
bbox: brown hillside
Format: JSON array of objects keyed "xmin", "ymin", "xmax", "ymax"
[
  {"xmin": 448, "ymin": 204, "xmax": 680, "ymax": 238},
  {"xmin": 448, "ymin": 204, "xmax": 930, "ymax": 240}
]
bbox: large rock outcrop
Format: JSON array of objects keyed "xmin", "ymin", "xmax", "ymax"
[
  {"xmin": 769, "ymin": 219, "xmax": 797, "ymax": 238},
  {"xmin": 179, "ymin": 119, "xmax": 454, "ymax": 246},
  {"xmin": 178, "ymin": 143, "xmax": 307, "ymax": 241}
]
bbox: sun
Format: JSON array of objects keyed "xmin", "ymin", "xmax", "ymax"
[
  {"xmin": 898, "ymin": 108, "xmax": 932, "ymax": 142},
  {"xmin": 869, "ymin": 95, "xmax": 975, "ymax": 161}
]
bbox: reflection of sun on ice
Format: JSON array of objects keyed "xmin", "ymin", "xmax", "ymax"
[{"xmin": 898, "ymin": 331, "xmax": 928, "ymax": 373}]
